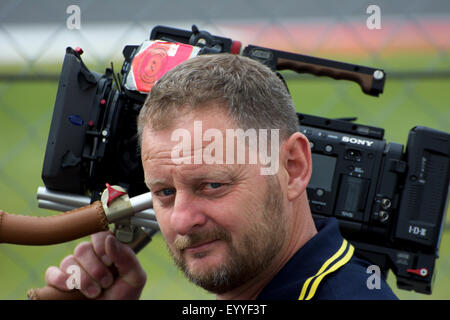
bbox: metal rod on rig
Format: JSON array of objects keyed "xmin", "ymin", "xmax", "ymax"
[
  {"xmin": 134, "ymin": 209, "xmax": 157, "ymax": 221},
  {"xmin": 37, "ymin": 186, "xmax": 91, "ymax": 208},
  {"xmin": 130, "ymin": 191, "xmax": 153, "ymax": 212},
  {"xmin": 37, "ymin": 199, "xmax": 77, "ymax": 212}
]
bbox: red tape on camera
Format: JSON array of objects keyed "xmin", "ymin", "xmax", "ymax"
[{"xmin": 124, "ymin": 40, "xmax": 201, "ymax": 93}]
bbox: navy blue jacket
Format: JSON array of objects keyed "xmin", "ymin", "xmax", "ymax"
[{"xmin": 257, "ymin": 218, "xmax": 398, "ymax": 300}]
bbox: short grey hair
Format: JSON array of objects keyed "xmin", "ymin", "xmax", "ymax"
[{"xmin": 137, "ymin": 53, "xmax": 298, "ymax": 143}]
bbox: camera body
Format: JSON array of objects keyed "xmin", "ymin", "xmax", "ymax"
[
  {"xmin": 42, "ymin": 46, "xmax": 148, "ymax": 199},
  {"xmin": 300, "ymin": 113, "xmax": 449, "ymax": 294},
  {"xmin": 41, "ymin": 25, "xmax": 449, "ymax": 294}
]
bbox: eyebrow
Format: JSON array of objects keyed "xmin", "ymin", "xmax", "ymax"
[
  {"xmin": 145, "ymin": 178, "xmax": 169, "ymax": 190},
  {"xmin": 145, "ymin": 165, "xmax": 239, "ymax": 189}
]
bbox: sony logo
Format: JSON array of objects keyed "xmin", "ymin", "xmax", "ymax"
[{"xmin": 342, "ymin": 136, "xmax": 374, "ymax": 147}]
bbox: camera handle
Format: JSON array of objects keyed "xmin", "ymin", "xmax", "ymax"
[
  {"xmin": 149, "ymin": 25, "xmax": 385, "ymax": 97},
  {"xmin": 243, "ymin": 45, "xmax": 385, "ymax": 97},
  {"xmin": 189, "ymin": 25, "xmax": 222, "ymax": 54},
  {"xmin": 0, "ymin": 185, "xmax": 156, "ymax": 299}
]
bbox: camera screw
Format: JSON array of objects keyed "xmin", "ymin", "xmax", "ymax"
[
  {"xmin": 315, "ymin": 189, "xmax": 325, "ymax": 197},
  {"xmin": 379, "ymin": 210, "xmax": 389, "ymax": 222},
  {"xmin": 373, "ymin": 70, "xmax": 384, "ymax": 80},
  {"xmin": 381, "ymin": 198, "xmax": 391, "ymax": 209}
]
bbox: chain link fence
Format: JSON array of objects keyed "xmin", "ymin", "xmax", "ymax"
[{"xmin": 0, "ymin": 0, "xmax": 449, "ymax": 299}]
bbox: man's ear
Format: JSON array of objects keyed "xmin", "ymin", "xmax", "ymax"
[{"xmin": 280, "ymin": 132, "xmax": 312, "ymax": 201}]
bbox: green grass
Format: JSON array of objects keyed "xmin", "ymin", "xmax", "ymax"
[{"xmin": 0, "ymin": 52, "xmax": 449, "ymax": 300}]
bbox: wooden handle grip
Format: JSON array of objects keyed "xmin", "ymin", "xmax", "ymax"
[
  {"xmin": 277, "ymin": 58, "xmax": 376, "ymax": 95},
  {"xmin": 0, "ymin": 201, "xmax": 108, "ymax": 245},
  {"xmin": 27, "ymin": 286, "xmax": 87, "ymax": 300}
]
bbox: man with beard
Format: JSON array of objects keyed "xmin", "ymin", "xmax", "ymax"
[{"xmin": 45, "ymin": 54, "xmax": 397, "ymax": 300}]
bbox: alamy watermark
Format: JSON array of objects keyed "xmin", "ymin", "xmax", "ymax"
[
  {"xmin": 170, "ymin": 121, "xmax": 280, "ymax": 175},
  {"xmin": 66, "ymin": 5, "xmax": 81, "ymax": 30},
  {"xmin": 366, "ymin": 5, "xmax": 381, "ymax": 30},
  {"xmin": 65, "ymin": 265, "xmax": 81, "ymax": 290},
  {"xmin": 366, "ymin": 264, "xmax": 381, "ymax": 290}
]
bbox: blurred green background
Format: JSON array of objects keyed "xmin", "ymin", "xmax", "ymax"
[{"xmin": 0, "ymin": 0, "xmax": 449, "ymax": 300}]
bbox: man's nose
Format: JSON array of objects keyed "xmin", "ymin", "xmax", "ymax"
[{"xmin": 170, "ymin": 191, "xmax": 207, "ymax": 235}]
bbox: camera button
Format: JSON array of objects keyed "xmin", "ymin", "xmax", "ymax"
[
  {"xmin": 325, "ymin": 145, "xmax": 333, "ymax": 153},
  {"xmin": 316, "ymin": 189, "xmax": 325, "ymax": 197},
  {"xmin": 381, "ymin": 198, "xmax": 392, "ymax": 209}
]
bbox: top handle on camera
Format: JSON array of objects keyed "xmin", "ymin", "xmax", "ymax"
[
  {"xmin": 149, "ymin": 25, "xmax": 385, "ymax": 97},
  {"xmin": 242, "ymin": 45, "xmax": 385, "ymax": 97}
]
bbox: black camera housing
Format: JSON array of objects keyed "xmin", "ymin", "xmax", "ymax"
[
  {"xmin": 300, "ymin": 113, "xmax": 449, "ymax": 294},
  {"xmin": 42, "ymin": 46, "xmax": 148, "ymax": 199},
  {"xmin": 41, "ymin": 25, "xmax": 450, "ymax": 294}
]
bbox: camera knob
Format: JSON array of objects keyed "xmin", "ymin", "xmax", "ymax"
[
  {"xmin": 381, "ymin": 198, "xmax": 392, "ymax": 209},
  {"xmin": 379, "ymin": 210, "xmax": 389, "ymax": 223}
]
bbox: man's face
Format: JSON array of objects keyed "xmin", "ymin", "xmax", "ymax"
[{"xmin": 141, "ymin": 107, "xmax": 287, "ymax": 294}]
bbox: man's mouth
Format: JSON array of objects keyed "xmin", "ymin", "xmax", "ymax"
[{"xmin": 184, "ymin": 239, "xmax": 218, "ymax": 254}]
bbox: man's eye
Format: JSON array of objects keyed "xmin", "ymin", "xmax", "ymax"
[
  {"xmin": 156, "ymin": 188, "xmax": 175, "ymax": 197},
  {"xmin": 206, "ymin": 182, "xmax": 223, "ymax": 189}
]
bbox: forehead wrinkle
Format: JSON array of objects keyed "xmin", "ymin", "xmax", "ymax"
[
  {"xmin": 146, "ymin": 162, "xmax": 245, "ymax": 190},
  {"xmin": 163, "ymin": 163, "xmax": 233, "ymax": 187},
  {"xmin": 178, "ymin": 163, "xmax": 236, "ymax": 180}
]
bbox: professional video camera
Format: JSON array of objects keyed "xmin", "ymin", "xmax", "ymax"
[{"xmin": 39, "ymin": 25, "xmax": 449, "ymax": 295}]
